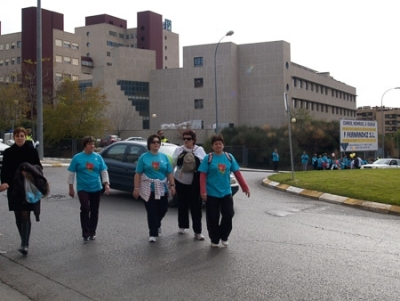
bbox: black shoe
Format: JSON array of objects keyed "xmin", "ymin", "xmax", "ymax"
[
  {"xmin": 18, "ymin": 245, "xmax": 28, "ymax": 255},
  {"xmin": 89, "ymin": 235, "xmax": 96, "ymax": 241},
  {"xmin": 83, "ymin": 237, "xmax": 89, "ymax": 242}
]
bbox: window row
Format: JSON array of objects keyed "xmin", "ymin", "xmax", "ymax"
[
  {"xmin": 0, "ymin": 57, "xmax": 22, "ymax": 66},
  {"xmin": 55, "ymin": 39, "xmax": 79, "ymax": 50},
  {"xmin": 0, "ymin": 41, "xmax": 22, "ymax": 51},
  {"xmin": 292, "ymin": 98, "xmax": 355, "ymax": 117},
  {"xmin": 0, "ymin": 74, "xmax": 21, "ymax": 83},
  {"xmin": 55, "ymin": 72, "xmax": 79, "ymax": 81},
  {"xmin": 292, "ymin": 77, "xmax": 355, "ymax": 102},
  {"xmin": 55, "ymin": 55, "xmax": 79, "ymax": 65}
]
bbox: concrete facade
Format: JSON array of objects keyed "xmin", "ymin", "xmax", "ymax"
[{"xmin": 0, "ymin": 7, "xmax": 357, "ymax": 144}]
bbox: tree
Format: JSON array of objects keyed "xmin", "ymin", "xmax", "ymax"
[
  {"xmin": 0, "ymin": 83, "xmax": 28, "ymax": 131},
  {"xmin": 43, "ymin": 80, "xmax": 110, "ymax": 143},
  {"xmin": 109, "ymin": 101, "xmax": 139, "ymax": 137}
]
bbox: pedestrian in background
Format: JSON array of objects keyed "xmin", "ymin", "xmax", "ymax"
[
  {"xmin": 68, "ymin": 136, "xmax": 110, "ymax": 242},
  {"xmin": 312, "ymin": 153, "xmax": 318, "ymax": 170},
  {"xmin": 157, "ymin": 130, "xmax": 169, "ymax": 143},
  {"xmin": 272, "ymin": 148, "xmax": 279, "ymax": 172},
  {"xmin": 173, "ymin": 130, "xmax": 206, "ymax": 240},
  {"xmin": 198, "ymin": 134, "xmax": 250, "ymax": 247},
  {"xmin": 301, "ymin": 151, "xmax": 309, "ymax": 171},
  {"xmin": 0, "ymin": 127, "xmax": 45, "ymax": 255},
  {"xmin": 133, "ymin": 134, "xmax": 175, "ymax": 243}
]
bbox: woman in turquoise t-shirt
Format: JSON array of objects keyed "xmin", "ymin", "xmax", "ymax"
[
  {"xmin": 198, "ymin": 134, "xmax": 250, "ymax": 248},
  {"xmin": 133, "ymin": 134, "xmax": 175, "ymax": 243}
]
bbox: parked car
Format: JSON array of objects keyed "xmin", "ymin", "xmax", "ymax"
[
  {"xmin": 99, "ymin": 135, "xmax": 120, "ymax": 147},
  {"xmin": 124, "ymin": 137, "xmax": 146, "ymax": 141},
  {"xmin": 360, "ymin": 158, "xmax": 400, "ymax": 169},
  {"xmin": 98, "ymin": 141, "xmax": 239, "ymax": 206},
  {"xmin": 0, "ymin": 141, "xmax": 10, "ymax": 168}
]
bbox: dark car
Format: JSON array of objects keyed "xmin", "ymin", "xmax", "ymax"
[
  {"xmin": 99, "ymin": 135, "xmax": 121, "ymax": 147},
  {"xmin": 98, "ymin": 141, "xmax": 239, "ymax": 206}
]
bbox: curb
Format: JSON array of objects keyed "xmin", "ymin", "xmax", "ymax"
[
  {"xmin": 41, "ymin": 163, "xmax": 70, "ymax": 168},
  {"xmin": 262, "ymin": 178, "xmax": 400, "ymax": 216}
]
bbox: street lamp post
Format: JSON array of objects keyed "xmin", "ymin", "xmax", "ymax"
[
  {"xmin": 284, "ymin": 93, "xmax": 296, "ymax": 180},
  {"xmin": 214, "ymin": 30, "xmax": 234, "ymax": 134},
  {"xmin": 381, "ymin": 87, "xmax": 400, "ymax": 157}
]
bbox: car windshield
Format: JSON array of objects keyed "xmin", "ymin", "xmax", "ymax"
[{"xmin": 373, "ymin": 159, "xmax": 390, "ymax": 165}]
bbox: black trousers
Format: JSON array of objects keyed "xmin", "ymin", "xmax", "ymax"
[
  {"xmin": 273, "ymin": 161, "xmax": 278, "ymax": 171},
  {"xmin": 176, "ymin": 180, "xmax": 202, "ymax": 234},
  {"xmin": 143, "ymin": 193, "xmax": 168, "ymax": 237},
  {"xmin": 78, "ymin": 190, "xmax": 101, "ymax": 238},
  {"xmin": 205, "ymin": 194, "xmax": 235, "ymax": 244}
]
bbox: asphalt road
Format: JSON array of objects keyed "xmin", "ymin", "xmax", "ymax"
[{"xmin": 1, "ymin": 168, "xmax": 400, "ymax": 300}]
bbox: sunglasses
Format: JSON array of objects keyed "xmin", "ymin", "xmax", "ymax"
[
  {"xmin": 151, "ymin": 140, "xmax": 161, "ymax": 144},
  {"xmin": 183, "ymin": 137, "xmax": 193, "ymax": 141}
]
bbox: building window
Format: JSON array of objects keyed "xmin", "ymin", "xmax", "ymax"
[
  {"xmin": 194, "ymin": 78, "xmax": 203, "ymax": 88},
  {"xmin": 165, "ymin": 36, "xmax": 167, "ymax": 40},
  {"xmin": 165, "ymin": 56, "xmax": 167, "ymax": 60},
  {"xmin": 326, "ymin": 105, "xmax": 328, "ymax": 113},
  {"xmin": 305, "ymin": 82, "xmax": 308, "ymax": 90},
  {"xmin": 5, "ymin": 43, "xmax": 10, "ymax": 50},
  {"xmin": 17, "ymin": 57, "xmax": 21, "ymax": 64},
  {"xmin": 316, "ymin": 85, "xmax": 319, "ymax": 93},
  {"xmin": 0, "ymin": 60, "xmax": 3, "ymax": 66},
  {"xmin": 72, "ymin": 43, "xmax": 79, "ymax": 50},
  {"xmin": 55, "ymin": 72, "xmax": 63, "ymax": 81},
  {"xmin": 194, "ymin": 99, "xmax": 204, "ymax": 109},
  {"xmin": 11, "ymin": 58, "xmax": 15, "ymax": 65},
  {"xmin": 107, "ymin": 62, "xmax": 112, "ymax": 66},
  {"xmin": 109, "ymin": 31, "xmax": 117, "ymax": 37},
  {"xmin": 11, "ymin": 43, "xmax": 15, "ymax": 49},
  {"xmin": 64, "ymin": 41, "xmax": 71, "ymax": 48},
  {"xmin": 165, "ymin": 46, "xmax": 167, "ymax": 50},
  {"xmin": 299, "ymin": 80, "xmax": 302, "ymax": 89},
  {"xmin": 86, "ymin": 42, "xmax": 90, "ymax": 47},
  {"xmin": 0, "ymin": 44, "xmax": 3, "ymax": 50},
  {"xmin": 293, "ymin": 78, "xmax": 297, "ymax": 87},
  {"xmin": 72, "ymin": 58, "xmax": 79, "ymax": 65},
  {"xmin": 64, "ymin": 74, "xmax": 72, "ymax": 80},
  {"xmin": 55, "ymin": 39, "xmax": 62, "ymax": 47},
  {"xmin": 107, "ymin": 51, "xmax": 111, "ymax": 57},
  {"xmin": 5, "ymin": 59, "xmax": 9, "ymax": 66},
  {"xmin": 55, "ymin": 55, "xmax": 62, "ymax": 63},
  {"xmin": 72, "ymin": 75, "xmax": 79, "ymax": 81},
  {"xmin": 64, "ymin": 56, "xmax": 71, "ymax": 64},
  {"xmin": 86, "ymin": 32, "xmax": 90, "ymax": 36},
  {"xmin": 119, "ymin": 33, "xmax": 124, "ymax": 39},
  {"xmin": 194, "ymin": 57, "xmax": 203, "ymax": 67}
]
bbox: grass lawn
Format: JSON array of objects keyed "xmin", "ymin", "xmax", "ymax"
[{"xmin": 268, "ymin": 169, "xmax": 400, "ymax": 206}]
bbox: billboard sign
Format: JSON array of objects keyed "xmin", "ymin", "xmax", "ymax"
[{"xmin": 340, "ymin": 119, "xmax": 378, "ymax": 152}]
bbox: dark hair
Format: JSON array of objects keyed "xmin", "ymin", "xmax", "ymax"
[
  {"xmin": 182, "ymin": 130, "xmax": 196, "ymax": 144},
  {"xmin": 147, "ymin": 134, "xmax": 161, "ymax": 150},
  {"xmin": 211, "ymin": 134, "xmax": 224, "ymax": 145},
  {"xmin": 13, "ymin": 127, "xmax": 27, "ymax": 138},
  {"xmin": 82, "ymin": 136, "xmax": 96, "ymax": 148}
]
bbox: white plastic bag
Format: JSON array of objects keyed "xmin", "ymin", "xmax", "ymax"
[{"xmin": 24, "ymin": 178, "xmax": 42, "ymax": 204}]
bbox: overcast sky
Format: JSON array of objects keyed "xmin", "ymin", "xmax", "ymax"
[{"xmin": 1, "ymin": 0, "xmax": 400, "ymax": 109}]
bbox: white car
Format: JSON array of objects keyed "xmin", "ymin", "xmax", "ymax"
[
  {"xmin": 0, "ymin": 142, "xmax": 10, "ymax": 168},
  {"xmin": 360, "ymin": 158, "xmax": 400, "ymax": 169},
  {"xmin": 124, "ymin": 137, "xmax": 146, "ymax": 141}
]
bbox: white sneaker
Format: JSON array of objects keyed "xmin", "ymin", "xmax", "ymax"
[
  {"xmin": 194, "ymin": 233, "xmax": 205, "ymax": 240},
  {"xmin": 211, "ymin": 243, "xmax": 219, "ymax": 248},
  {"xmin": 178, "ymin": 228, "xmax": 186, "ymax": 234},
  {"xmin": 221, "ymin": 240, "xmax": 229, "ymax": 246},
  {"xmin": 149, "ymin": 236, "xmax": 156, "ymax": 243}
]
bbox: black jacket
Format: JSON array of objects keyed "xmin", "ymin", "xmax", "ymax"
[{"xmin": 1, "ymin": 142, "xmax": 43, "ymax": 216}]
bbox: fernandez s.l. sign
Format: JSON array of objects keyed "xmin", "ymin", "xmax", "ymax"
[{"xmin": 340, "ymin": 120, "xmax": 378, "ymax": 151}]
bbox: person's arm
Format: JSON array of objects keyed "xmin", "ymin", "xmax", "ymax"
[
  {"xmin": 101, "ymin": 170, "xmax": 110, "ymax": 195},
  {"xmin": 233, "ymin": 170, "xmax": 250, "ymax": 197},
  {"xmin": 167, "ymin": 173, "xmax": 176, "ymax": 196},
  {"xmin": 132, "ymin": 173, "xmax": 141, "ymax": 199},
  {"xmin": 67, "ymin": 171, "xmax": 75, "ymax": 198},
  {"xmin": 200, "ymin": 172, "xmax": 207, "ymax": 201}
]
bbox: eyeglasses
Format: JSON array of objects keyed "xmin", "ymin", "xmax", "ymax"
[
  {"xmin": 151, "ymin": 141, "xmax": 160, "ymax": 144},
  {"xmin": 183, "ymin": 137, "xmax": 193, "ymax": 141}
]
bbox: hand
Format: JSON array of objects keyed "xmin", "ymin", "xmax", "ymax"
[
  {"xmin": 0, "ymin": 183, "xmax": 9, "ymax": 192},
  {"xmin": 169, "ymin": 186, "xmax": 176, "ymax": 196},
  {"xmin": 200, "ymin": 194, "xmax": 207, "ymax": 201},
  {"xmin": 69, "ymin": 187, "xmax": 75, "ymax": 198},
  {"xmin": 244, "ymin": 191, "xmax": 250, "ymax": 198},
  {"xmin": 133, "ymin": 189, "xmax": 139, "ymax": 199},
  {"xmin": 103, "ymin": 184, "xmax": 111, "ymax": 195}
]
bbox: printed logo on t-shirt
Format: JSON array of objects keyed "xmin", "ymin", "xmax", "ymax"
[
  {"xmin": 152, "ymin": 161, "xmax": 160, "ymax": 171},
  {"xmin": 218, "ymin": 163, "xmax": 226, "ymax": 174},
  {"xmin": 86, "ymin": 162, "xmax": 94, "ymax": 172}
]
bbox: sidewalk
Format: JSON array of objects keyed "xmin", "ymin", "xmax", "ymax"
[
  {"xmin": 0, "ymin": 281, "xmax": 31, "ymax": 301},
  {"xmin": 261, "ymin": 178, "xmax": 400, "ymax": 216}
]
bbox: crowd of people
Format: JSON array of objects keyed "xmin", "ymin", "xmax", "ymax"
[
  {"xmin": 1, "ymin": 128, "xmax": 250, "ymax": 255},
  {"xmin": 305, "ymin": 152, "xmax": 367, "ymax": 170}
]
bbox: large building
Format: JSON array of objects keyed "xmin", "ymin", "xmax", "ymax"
[{"xmin": 0, "ymin": 7, "xmax": 357, "ymax": 143}]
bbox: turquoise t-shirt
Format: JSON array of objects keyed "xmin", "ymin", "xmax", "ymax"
[
  {"xmin": 68, "ymin": 152, "xmax": 108, "ymax": 192},
  {"xmin": 198, "ymin": 152, "xmax": 240, "ymax": 198},
  {"xmin": 136, "ymin": 152, "xmax": 172, "ymax": 192}
]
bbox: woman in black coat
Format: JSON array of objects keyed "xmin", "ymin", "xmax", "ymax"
[{"xmin": 0, "ymin": 127, "xmax": 42, "ymax": 255}]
